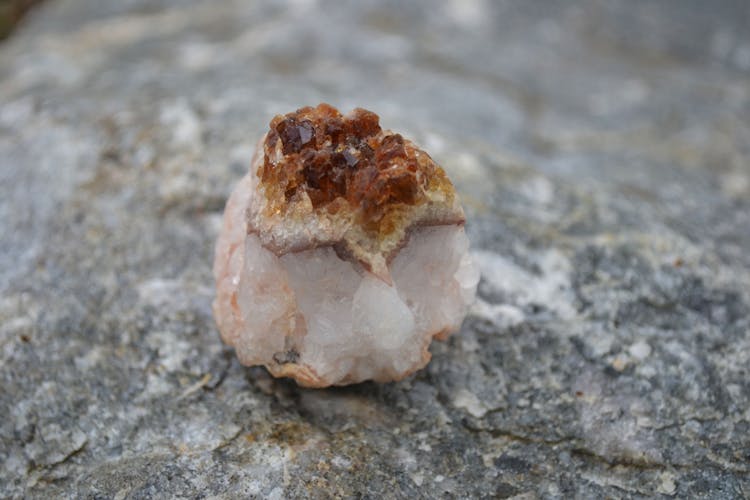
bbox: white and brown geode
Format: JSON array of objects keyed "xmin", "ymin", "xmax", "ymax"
[{"xmin": 213, "ymin": 104, "xmax": 478, "ymax": 387}]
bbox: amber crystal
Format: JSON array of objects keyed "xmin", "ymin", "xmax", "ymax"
[{"xmin": 258, "ymin": 104, "xmax": 452, "ymax": 230}]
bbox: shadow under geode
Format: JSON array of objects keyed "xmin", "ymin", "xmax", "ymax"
[{"xmin": 243, "ymin": 364, "xmax": 413, "ymax": 434}]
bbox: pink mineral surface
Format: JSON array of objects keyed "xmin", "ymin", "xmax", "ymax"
[{"xmin": 213, "ymin": 104, "xmax": 479, "ymax": 387}]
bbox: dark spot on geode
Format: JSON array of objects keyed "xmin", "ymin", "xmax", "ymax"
[
  {"xmin": 273, "ymin": 349, "xmax": 300, "ymax": 365},
  {"xmin": 276, "ymin": 117, "xmax": 316, "ymax": 155}
]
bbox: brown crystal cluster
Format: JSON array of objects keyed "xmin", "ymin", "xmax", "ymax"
[{"xmin": 258, "ymin": 104, "xmax": 453, "ymax": 229}]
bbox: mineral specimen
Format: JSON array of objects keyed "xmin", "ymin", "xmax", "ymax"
[{"xmin": 213, "ymin": 104, "xmax": 478, "ymax": 387}]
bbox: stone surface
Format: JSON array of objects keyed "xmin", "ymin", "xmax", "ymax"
[{"xmin": 1, "ymin": 0, "xmax": 749, "ymax": 498}]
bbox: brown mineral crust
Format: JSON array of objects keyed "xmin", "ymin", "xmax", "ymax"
[{"xmin": 257, "ymin": 103, "xmax": 456, "ymax": 235}]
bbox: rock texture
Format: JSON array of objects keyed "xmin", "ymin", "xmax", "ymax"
[{"xmin": 1, "ymin": 0, "xmax": 749, "ymax": 498}]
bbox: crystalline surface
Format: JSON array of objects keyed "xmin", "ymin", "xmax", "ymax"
[{"xmin": 213, "ymin": 104, "xmax": 479, "ymax": 387}]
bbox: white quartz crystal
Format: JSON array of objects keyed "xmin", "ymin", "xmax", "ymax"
[{"xmin": 213, "ymin": 172, "xmax": 478, "ymax": 387}]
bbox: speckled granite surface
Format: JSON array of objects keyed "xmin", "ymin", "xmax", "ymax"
[{"xmin": 1, "ymin": 1, "xmax": 749, "ymax": 498}]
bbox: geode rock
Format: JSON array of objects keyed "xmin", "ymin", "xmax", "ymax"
[{"xmin": 213, "ymin": 104, "xmax": 479, "ymax": 387}]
